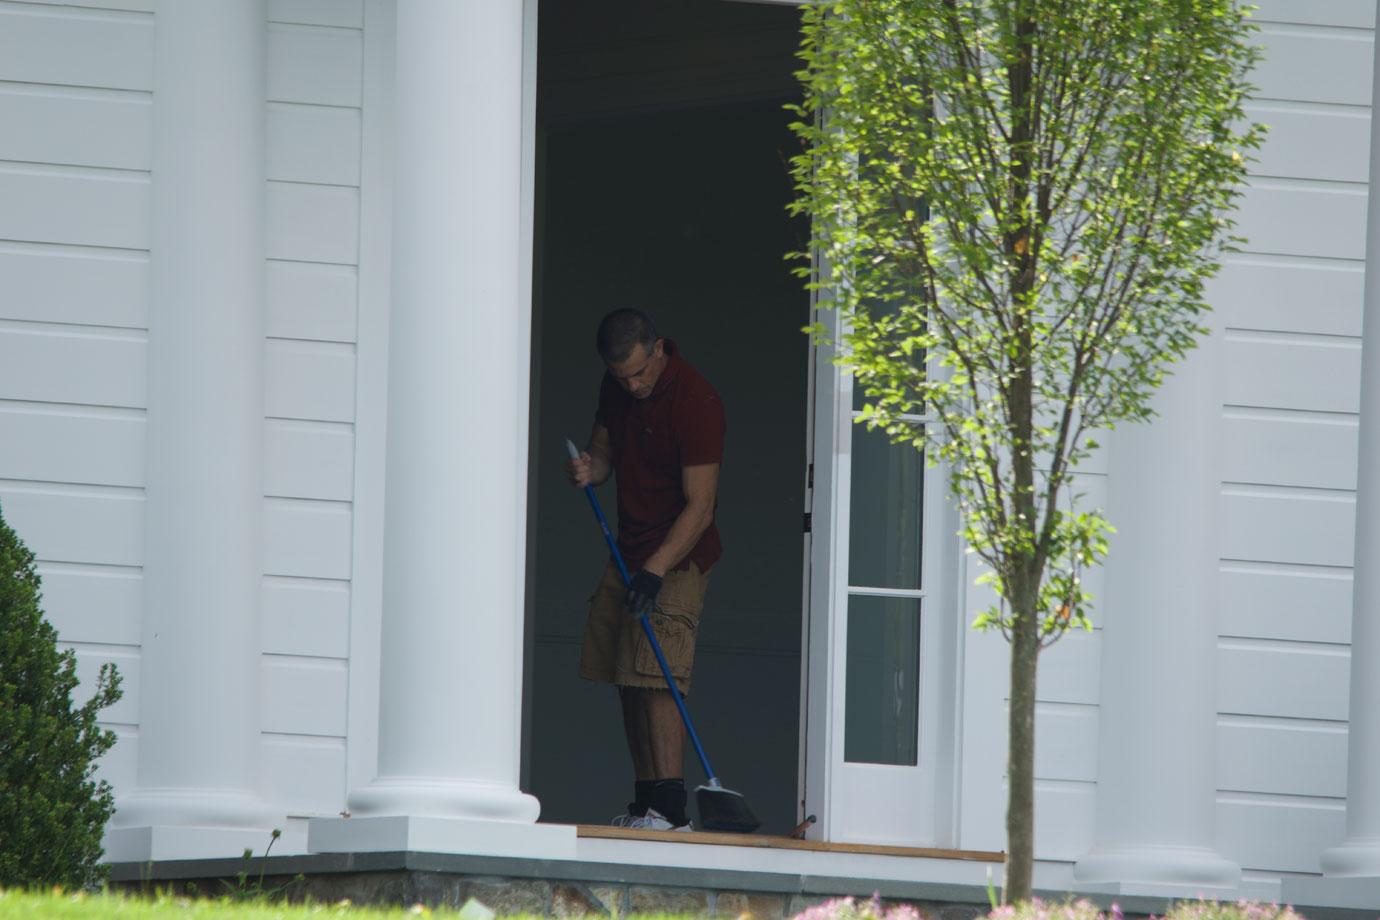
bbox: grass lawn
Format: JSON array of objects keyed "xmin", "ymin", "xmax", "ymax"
[{"xmin": 0, "ymin": 889, "xmax": 621, "ymax": 920}]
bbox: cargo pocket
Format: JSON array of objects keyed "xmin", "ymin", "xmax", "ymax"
[{"xmin": 634, "ymin": 610, "xmax": 697, "ymax": 682}]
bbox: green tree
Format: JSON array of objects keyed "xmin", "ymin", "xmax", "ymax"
[
  {"xmin": 0, "ymin": 500, "xmax": 122, "ymax": 889},
  {"xmin": 789, "ymin": 0, "xmax": 1261, "ymax": 901}
]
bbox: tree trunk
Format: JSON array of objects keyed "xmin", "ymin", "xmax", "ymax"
[
  {"xmin": 1003, "ymin": 0, "xmax": 1041, "ymax": 903},
  {"xmin": 1004, "ymin": 591, "xmax": 1040, "ymax": 903}
]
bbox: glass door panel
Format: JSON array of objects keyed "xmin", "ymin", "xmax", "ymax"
[
  {"xmin": 848, "ymin": 424, "xmax": 923, "ymax": 589},
  {"xmin": 844, "ymin": 594, "xmax": 921, "ymax": 765}
]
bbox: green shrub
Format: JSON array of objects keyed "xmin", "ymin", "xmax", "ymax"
[{"xmin": 0, "ymin": 500, "xmax": 122, "ymax": 889}]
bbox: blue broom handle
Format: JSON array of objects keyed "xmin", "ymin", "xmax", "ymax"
[{"xmin": 567, "ymin": 439, "xmax": 719, "ymax": 784}]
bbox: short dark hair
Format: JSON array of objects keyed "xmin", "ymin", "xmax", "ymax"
[{"xmin": 596, "ymin": 308, "xmax": 659, "ymax": 363}]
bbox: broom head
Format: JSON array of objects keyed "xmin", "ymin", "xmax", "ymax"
[{"xmin": 696, "ymin": 779, "xmax": 760, "ymax": 833}]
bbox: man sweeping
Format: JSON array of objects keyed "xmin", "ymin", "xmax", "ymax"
[{"xmin": 564, "ymin": 308, "xmax": 725, "ymax": 831}]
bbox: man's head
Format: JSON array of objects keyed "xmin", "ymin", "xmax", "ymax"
[{"xmin": 597, "ymin": 308, "xmax": 667, "ymax": 400}]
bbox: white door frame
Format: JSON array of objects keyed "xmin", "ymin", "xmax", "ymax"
[{"xmin": 800, "ymin": 305, "xmax": 967, "ymax": 846}]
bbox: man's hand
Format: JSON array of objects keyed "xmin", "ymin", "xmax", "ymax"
[
  {"xmin": 567, "ymin": 426, "xmax": 613, "ymax": 488},
  {"xmin": 565, "ymin": 449, "xmax": 595, "ymax": 488},
  {"xmin": 626, "ymin": 569, "xmax": 663, "ymax": 617}
]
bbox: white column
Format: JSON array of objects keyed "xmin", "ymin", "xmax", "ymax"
[
  {"xmin": 1318, "ymin": 12, "xmax": 1380, "ymax": 877},
  {"xmin": 309, "ymin": 0, "xmax": 571, "ymax": 858},
  {"xmin": 107, "ymin": 0, "xmax": 279, "ymax": 862},
  {"xmin": 1073, "ymin": 328, "xmax": 1240, "ymax": 893}
]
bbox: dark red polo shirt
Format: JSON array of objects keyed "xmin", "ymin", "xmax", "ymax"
[{"xmin": 594, "ymin": 339, "xmax": 725, "ymax": 573}]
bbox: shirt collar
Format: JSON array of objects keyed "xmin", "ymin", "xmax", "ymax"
[{"xmin": 651, "ymin": 338, "xmax": 682, "ymax": 397}]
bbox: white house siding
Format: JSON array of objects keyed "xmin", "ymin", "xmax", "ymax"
[
  {"xmin": 0, "ymin": 0, "xmax": 155, "ymax": 804},
  {"xmin": 1212, "ymin": 0, "xmax": 1372, "ymax": 877},
  {"xmin": 261, "ymin": 0, "xmax": 364, "ymax": 821},
  {"xmin": 0, "ymin": 0, "xmax": 366, "ymax": 825}
]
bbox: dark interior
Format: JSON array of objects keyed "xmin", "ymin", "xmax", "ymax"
[{"xmin": 522, "ymin": 0, "xmax": 811, "ymax": 836}]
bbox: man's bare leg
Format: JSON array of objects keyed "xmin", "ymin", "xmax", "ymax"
[
  {"xmin": 619, "ymin": 686, "xmax": 655, "ymax": 781},
  {"xmin": 645, "ymin": 688, "xmax": 686, "ymax": 779}
]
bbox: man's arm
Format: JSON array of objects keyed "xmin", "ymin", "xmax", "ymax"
[
  {"xmin": 642, "ymin": 462, "xmax": 720, "ymax": 577},
  {"xmin": 567, "ymin": 424, "xmax": 612, "ymax": 488}
]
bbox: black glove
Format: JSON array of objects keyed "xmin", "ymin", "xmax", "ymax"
[{"xmin": 626, "ymin": 569, "xmax": 663, "ymax": 617}]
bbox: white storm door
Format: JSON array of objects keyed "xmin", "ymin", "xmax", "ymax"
[{"xmin": 801, "ymin": 305, "xmax": 960, "ymax": 847}]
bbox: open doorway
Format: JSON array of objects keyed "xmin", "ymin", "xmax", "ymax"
[{"xmin": 523, "ymin": 0, "xmax": 810, "ymax": 836}]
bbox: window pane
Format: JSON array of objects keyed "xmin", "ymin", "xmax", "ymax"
[
  {"xmin": 844, "ymin": 594, "xmax": 921, "ymax": 765},
  {"xmin": 848, "ymin": 423, "xmax": 923, "ymax": 589}
]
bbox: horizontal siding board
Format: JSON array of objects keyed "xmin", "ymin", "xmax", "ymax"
[
  {"xmin": 96, "ymin": 726, "xmax": 137, "ymax": 795},
  {"xmin": 269, "ymin": 0, "xmax": 364, "ymax": 29},
  {"xmin": 1035, "ymin": 706, "xmax": 1098, "ymax": 784},
  {"xmin": 1251, "ymin": 1, "xmax": 1375, "ymax": 29},
  {"xmin": 1223, "ymin": 338, "xmax": 1361, "ymax": 414},
  {"xmin": 261, "ymin": 657, "xmax": 347, "ymax": 736},
  {"xmin": 267, "ymin": 23, "xmax": 363, "ymax": 107},
  {"xmin": 0, "ymin": 406, "xmax": 143, "ymax": 487},
  {"xmin": 267, "ymin": 182, "xmax": 360, "ymax": 265},
  {"xmin": 37, "ymin": 565, "xmax": 141, "ymax": 647},
  {"xmin": 265, "ymin": 339, "xmax": 356, "ymax": 423},
  {"xmin": 24, "ymin": 1, "xmax": 155, "ymax": 12},
  {"xmin": 1217, "ymin": 799, "xmax": 1345, "ymax": 874},
  {"xmin": 1247, "ymin": 105, "xmax": 1370, "ymax": 184},
  {"xmin": 0, "ymin": 167, "xmax": 150, "ymax": 250},
  {"xmin": 1034, "ymin": 783, "xmax": 1096, "ymax": 861},
  {"xmin": 70, "ymin": 645, "xmax": 138, "ymax": 724},
  {"xmin": 263, "ymin": 499, "xmax": 352, "ymax": 580},
  {"xmin": 265, "ymin": 419, "xmax": 354, "ymax": 501},
  {"xmin": 1220, "ymin": 567, "xmax": 1353, "ymax": 645},
  {"xmin": 0, "ymin": 486, "xmax": 142, "ymax": 566},
  {"xmin": 1218, "ymin": 644, "xmax": 1349, "ymax": 721},
  {"xmin": 1221, "ymin": 415, "xmax": 1357, "ymax": 491},
  {"xmin": 1218, "ymin": 722, "xmax": 1346, "ymax": 798},
  {"xmin": 0, "ymin": 87, "xmax": 150, "ymax": 171},
  {"xmin": 1033, "ymin": 630, "xmax": 1100, "ymax": 705},
  {"xmin": 1215, "ymin": 258, "xmax": 1362, "ymax": 338},
  {"xmin": 267, "ymin": 103, "xmax": 361, "ymax": 186},
  {"xmin": 0, "ymin": 327, "xmax": 146, "ymax": 408},
  {"xmin": 266, "ymin": 260, "xmax": 357, "ymax": 343},
  {"xmin": 262, "ymin": 735, "xmax": 346, "ymax": 816},
  {"xmin": 263, "ymin": 579, "xmax": 349, "ymax": 659},
  {"xmin": 0, "ymin": 6, "xmax": 153, "ymax": 91},
  {"xmin": 1235, "ymin": 183, "xmax": 1366, "ymax": 261},
  {"xmin": 1, "ymin": 246, "xmax": 148, "ymax": 329},
  {"xmin": 1253, "ymin": 28, "xmax": 1373, "ymax": 107},
  {"xmin": 1220, "ymin": 492, "xmax": 1355, "ymax": 568}
]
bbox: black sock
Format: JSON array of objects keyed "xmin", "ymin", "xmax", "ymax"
[
  {"xmin": 651, "ymin": 778, "xmax": 689, "ymax": 826},
  {"xmin": 632, "ymin": 780, "xmax": 656, "ymax": 817}
]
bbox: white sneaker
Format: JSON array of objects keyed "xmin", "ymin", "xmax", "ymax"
[
  {"xmin": 627, "ymin": 808, "xmax": 693, "ymax": 832},
  {"xmin": 610, "ymin": 811, "xmax": 639, "ymax": 827}
]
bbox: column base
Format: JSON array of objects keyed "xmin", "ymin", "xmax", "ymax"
[
  {"xmin": 113, "ymin": 788, "xmax": 280, "ymax": 830},
  {"xmin": 308, "ymin": 815, "xmax": 576, "ymax": 859},
  {"xmin": 1320, "ymin": 837, "xmax": 1380, "ymax": 877},
  {"xmin": 104, "ymin": 825, "xmax": 307, "ymax": 863},
  {"xmin": 348, "ymin": 777, "xmax": 542, "ymax": 823},
  {"xmin": 1073, "ymin": 844, "xmax": 1241, "ymax": 890},
  {"xmin": 106, "ymin": 788, "xmax": 287, "ymax": 862}
]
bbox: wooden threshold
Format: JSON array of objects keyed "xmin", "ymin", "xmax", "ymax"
[{"xmin": 577, "ymin": 825, "xmax": 1004, "ymax": 863}]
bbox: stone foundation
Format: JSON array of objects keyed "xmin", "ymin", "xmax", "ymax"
[
  {"xmin": 112, "ymin": 870, "xmax": 996, "ymax": 918},
  {"xmin": 109, "ymin": 855, "xmax": 997, "ymax": 918}
]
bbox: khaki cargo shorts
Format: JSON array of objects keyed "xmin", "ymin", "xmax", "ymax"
[{"xmin": 579, "ymin": 560, "xmax": 709, "ymax": 696}]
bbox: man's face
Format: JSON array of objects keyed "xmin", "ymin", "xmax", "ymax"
[{"xmin": 607, "ymin": 339, "xmax": 666, "ymax": 400}]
